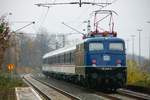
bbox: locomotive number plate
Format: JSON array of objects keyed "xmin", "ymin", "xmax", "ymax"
[{"xmin": 103, "ymin": 55, "xmax": 110, "ymax": 61}]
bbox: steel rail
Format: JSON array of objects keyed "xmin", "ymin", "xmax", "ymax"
[
  {"xmin": 94, "ymin": 91, "xmax": 120, "ymax": 100},
  {"xmin": 31, "ymin": 76, "xmax": 81, "ymax": 100},
  {"xmin": 30, "ymin": 75, "xmax": 149, "ymax": 100},
  {"xmin": 117, "ymin": 88, "xmax": 150, "ymax": 100},
  {"xmin": 23, "ymin": 78, "xmax": 51, "ymax": 100},
  {"xmin": 31, "ymin": 75, "xmax": 124, "ymax": 100},
  {"xmin": 24, "ymin": 75, "xmax": 81, "ymax": 100}
]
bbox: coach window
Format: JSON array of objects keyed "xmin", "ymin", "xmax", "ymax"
[
  {"xmin": 56, "ymin": 56, "xmax": 57, "ymax": 63},
  {"xmin": 66, "ymin": 53, "xmax": 68, "ymax": 64},
  {"xmin": 64, "ymin": 53, "xmax": 66, "ymax": 64},
  {"xmin": 51, "ymin": 57, "xmax": 53, "ymax": 64},
  {"xmin": 43, "ymin": 59, "xmax": 45, "ymax": 64},
  {"xmin": 72, "ymin": 52, "xmax": 75, "ymax": 64},
  {"xmin": 59, "ymin": 55, "xmax": 61, "ymax": 63},
  {"xmin": 66, "ymin": 53, "xmax": 68, "ymax": 63},
  {"xmin": 65, "ymin": 53, "xmax": 68, "ymax": 64},
  {"xmin": 54, "ymin": 56, "xmax": 56, "ymax": 63},
  {"xmin": 46, "ymin": 59, "xmax": 48, "ymax": 64},
  {"xmin": 69, "ymin": 52, "xmax": 72, "ymax": 64},
  {"xmin": 58, "ymin": 55, "xmax": 60, "ymax": 64},
  {"xmin": 54, "ymin": 56, "xmax": 56, "ymax": 64},
  {"xmin": 67, "ymin": 53, "xmax": 70, "ymax": 64},
  {"xmin": 70, "ymin": 52, "xmax": 72, "ymax": 64},
  {"xmin": 109, "ymin": 43, "xmax": 123, "ymax": 51},
  {"xmin": 55, "ymin": 56, "xmax": 57, "ymax": 63},
  {"xmin": 60, "ymin": 55, "xmax": 62, "ymax": 63},
  {"xmin": 62, "ymin": 54, "xmax": 64, "ymax": 64},
  {"xmin": 53, "ymin": 56, "xmax": 55, "ymax": 64},
  {"xmin": 62, "ymin": 55, "xmax": 64, "ymax": 64},
  {"xmin": 65, "ymin": 53, "xmax": 67, "ymax": 63},
  {"xmin": 55, "ymin": 56, "xmax": 57, "ymax": 64},
  {"xmin": 89, "ymin": 43, "xmax": 104, "ymax": 51},
  {"xmin": 50, "ymin": 57, "xmax": 52, "ymax": 64},
  {"xmin": 48, "ymin": 58, "xmax": 50, "ymax": 64},
  {"xmin": 42, "ymin": 59, "xmax": 44, "ymax": 63}
]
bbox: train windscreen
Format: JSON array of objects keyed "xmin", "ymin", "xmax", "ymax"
[
  {"xmin": 109, "ymin": 43, "xmax": 124, "ymax": 51},
  {"xmin": 89, "ymin": 43, "xmax": 104, "ymax": 51}
]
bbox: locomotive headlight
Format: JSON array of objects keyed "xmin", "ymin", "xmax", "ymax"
[
  {"xmin": 92, "ymin": 59, "xmax": 97, "ymax": 64},
  {"xmin": 116, "ymin": 59, "xmax": 121, "ymax": 67},
  {"xmin": 92, "ymin": 59, "xmax": 97, "ymax": 67},
  {"xmin": 116, "ymin": 59, "xmax": 121, "ymax": 64}
]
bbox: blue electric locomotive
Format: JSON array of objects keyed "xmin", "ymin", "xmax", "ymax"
[{"xmin": 42, "ymin": 32, "xmax": 126, "ymax": 90}]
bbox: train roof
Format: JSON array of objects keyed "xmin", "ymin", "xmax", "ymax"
[
  {"xmin": 43, "ymin": 37, "xmax": 124, "ymax": 59},
  {"xmin": 84, "ymin": 37, "xmax": 124, "ymax": 42},
  {"xmin": 43, "ymin": 46, "xmax": 76, "ymax": 59}
]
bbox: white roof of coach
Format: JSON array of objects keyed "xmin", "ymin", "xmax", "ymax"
[{"xmin": 43, "ymin": 46, "xmax": 76, "ymax": 59}]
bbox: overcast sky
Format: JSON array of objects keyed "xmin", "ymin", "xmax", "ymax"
[{"xmin": 0, "ymin": 0, "xmax": 150, "ymax": 58}]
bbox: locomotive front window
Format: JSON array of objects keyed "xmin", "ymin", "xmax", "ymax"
[
  {"xmin": 109, "ymin": 43, "xmax": 123, "ymax": 51},
  {"xmin": 89, "ymin": 43, "xmax": 104, "ymax": 51}
]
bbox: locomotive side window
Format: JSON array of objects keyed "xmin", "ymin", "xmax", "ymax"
[
  {"xmin": 109, "ymin": 43, "xmax": 123, "ymax": 51},
  {"xmin": 89, "ymin": 43, "xmax": 104, "ymax": 51}
]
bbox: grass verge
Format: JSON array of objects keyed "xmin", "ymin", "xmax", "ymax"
[{"xmin": 0, "ymin": 72, "xmax": 27, "ymax": 100}]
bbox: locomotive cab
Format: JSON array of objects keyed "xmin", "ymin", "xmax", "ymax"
[
  {"xmin": 85, "ymin": 37, "xmax": 126, "ymax": 67},
  {"xmin": 83, "ymin": 37, "xmax": 127, "ymax": 89}
]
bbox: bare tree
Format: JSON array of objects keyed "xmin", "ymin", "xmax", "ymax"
[
  {"xmin": 0, "ymin": 15, "xmax": 10, "ymax": 71},
  {"xmin": 2, "ymin": 26, "xmax": 66, "ymax": 72}
]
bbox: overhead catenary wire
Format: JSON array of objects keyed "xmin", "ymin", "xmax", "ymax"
[
  {"xmin": 39, "ymin": 0, "xmax": 57, "ymax": 27},
  {"xmin": 63, "ymin": 0, "xmax": 116, "ymax": 34},
  {"xmin": 35, "ymin": 0, "xmax": 117, "ymax": 34},
  {"xmin": 41, "ymin": 7, "xmax": 50, "ymax": 25}
]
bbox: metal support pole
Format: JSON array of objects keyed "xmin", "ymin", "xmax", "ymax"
[
  {"xmin": 14, "ymin": 21, "xmax": 35, "ymax": 32},
  {"xmin": 83, "ymin": 20, "xmax": 91, "ymax": 34},
  {"xmin": 11, "ymin": 21, "xmax": 35, "ymax": 74},
  {"xmin": 87, "ymin": 20, "xmax": 91, "ymax": 33},
  {"xmin": 126, "ymin": 39, "xmax": 130, "ymax": 54},
  {"xmin": 147, "ymin": 21, "xmax": 150, "ymax": 64},
  {"xmin": 137, "ymin": 29, "xmax": 142, "ymax": 66},
  {"xmin": 131, "ymin": 35, "xmax": 135, "ymax": 62},
  {"xmin": 149, "ymin": 36, "xmax": 150, "ymax": 63},
  {"xmin": 62, "ymin": 22, "xmax": 84, "ymax": 35},
  {"xmin": 62, "ymin": 35, "xmax": 65, "ymax": 47}
]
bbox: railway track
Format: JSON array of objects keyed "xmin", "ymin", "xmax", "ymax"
[
  {"xmin": 94, "ymin": 88, "xmax": 150, "ymax": 100},
  {"xmin": 117, "ymin": 88, "xmax": 150, "ymax": 100},
  {"xmin": 33, "ymin": 77, "xmax": 120, "ymax": 100},
  {"xmin": 86, "ymin": 88, "xmax": 138, "ymax": 100},
  {"xmin": 23, "ymin": 74, "xmax": 81, "ymax": 100},
  {"xmin": 25, "ymin": 74, "xmax": 150, "ymax": 100},
  {"xmin": 33, "ymin": 74, "xmax": 150, "ymax": 100}
]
